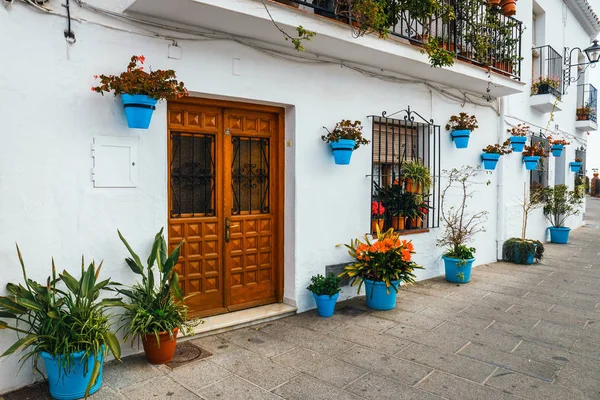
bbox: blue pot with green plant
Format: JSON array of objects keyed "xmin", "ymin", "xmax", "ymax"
[
  {"xmin": 307, "ymin": 273, "xmax": 342, "ymax": 317},
  {"xmin": 507, "ymin": 124, "xmax": 529, "ymax": 152},
  {"xmin": 322, "ymin": 120, "xmax": 370, "ymax": 165},
  {"xmin": 551, "ymin": 144, "xmax": 564, "ymax": 157},
  {"xmin": 570, "ymin": 160, "xmax": 583, "ymax": 173},
  {"xmin": 503, "ymin": 239, "xmax": 544, "ymax": 265},
  {"xmin": 442, "ymin": 255, "xmax": 475, "ymax": 283},
  {"xmin": 481, "ymin": 140, "xmax": 512, "ymax": 171},
  {"xmin": 446, "ymin": 113, "xmax": 478, "ymax": 149},
  {"xmin": 542, "ymin": 184, "xmax": 583, "ymax": 245}
]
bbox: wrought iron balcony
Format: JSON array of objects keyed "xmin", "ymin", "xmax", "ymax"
[
  {"xmin": 273, "ymin": 0, "xmax": 523, "ymax": 79},
  {"xmin": 576, "ymin": 83, "xmax": 597, "ymax": 123},
  {"xmin": 531, "ymin": 45, "xmax": 563, "ymax": 99}
]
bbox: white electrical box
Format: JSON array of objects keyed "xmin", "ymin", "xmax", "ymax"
[{"xmin": 92, "ymin": 136, "xmax": 139, "ymax": 188}]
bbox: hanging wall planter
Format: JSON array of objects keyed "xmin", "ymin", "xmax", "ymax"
[
  {"xmin": 322, "ymin": 120, "xmax": 369, "ymax": 166},
  {"xmin": 122, "ymin": 94, "xmax": 158, "ymax": 129},
  {"xmin": 523, "ymin": 156, "xmax": 540, "ymax": 170},
  {"xmin": 330, "ymin": 139, "xmax": 356, "ymax": 165},
  {"xmin": 451, "ymin": 130, "xmax": 471, "ymax": 148},
  {"xmin": 570, "ymin": 161, "xmax": 583, "ymax": 173},
  {"xmin": 481, "ymin": 153, "xmax": 501, "ymax": 170},
  {"xmin": 551, "ymin": 144, "xmax": 564, "ymax": 157},
  {"xmin": 446, "ymin": 113, "xmax": 478, "ymax": 150},
  {"xmin": 481, "ymin": 140, "xmax": 512, "ymax": 171},
  {"xmin": 509, "ymin": 136, "xmax": 527, "ymax": 152}
]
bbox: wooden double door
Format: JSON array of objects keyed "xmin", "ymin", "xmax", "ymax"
[{"xmin": 167, "ymin": 99, "xmax": 284, "ymax": 318}]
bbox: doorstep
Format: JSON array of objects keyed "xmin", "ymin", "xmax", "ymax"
[{"xmin": 183, "ymin": 303, "xmax": 297, "ymax": 338}]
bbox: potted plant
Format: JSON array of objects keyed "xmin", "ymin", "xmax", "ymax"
[
  {"xmin": 371, "ymin": 201, "xmax": 385, "ymax": 233},
  {"xmin": 500, "ymin": 0, "xmax": 516, "ymax": 16},
  {"xmin": 307, "ymin": 273, "xmax": 342, "ymax": 317},
  {"xmin": 570, "ymin": 157, "xmax": 583, "ymax": 173},
  {"xmin": 321, "ymin": 120, "xmax": 370, "ymax": 165},
  {"xmin": 507, "ymin": 123, "xmax": 529, "ymax": 152},
  {"xmin": 115, "ymin": 229, "xmax": 200, "ymax": 365},
  {"xmin": 445, "ymin": 112, "xmax": 478, "ymax": 149},
  {"xmin": 342, "ymin": 228, "xmax": 423, "ymax": 310},
  {"xmin": 542, "ymin": 184, "xmax": 583, "ymax": 244},
  {"xmin": 522, "ymin": 142, "xmax": 548, "ymax": 171},
  {"xmin": 576, "ymin": 103, "xmax": 593, "ymax": 120},
  {"xmin": 374, "ymin": 181, "xmax": 406, "ymax": 230},
  {"xmin": 0, "ymin": 247, "xmax": 122, "ymax": 399},
  {"xmin": 400, "ymin": 161, "xmax": 432, "ymax": 193},
  {"xmin": 437, "ymin": 166, "xmax": 488, "ymax": 283},
  {"xmin": 547, "ymin": 136, "xmax": 569, "ymax": 157},
  {"xmin": 481, "ymin": 139, "xmax": 512, "ymax": 170},
  {"xmin": 92, "ymin": 55, "xmax": 188, "ymax": 129},
  {"xmin": 531, "ymin": 76, "xmax": 561, "ymax": 99}
]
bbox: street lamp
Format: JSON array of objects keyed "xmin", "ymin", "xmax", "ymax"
[{"xmin": 563, "ymin": 40, "xmax": 600, "ymax": 94}]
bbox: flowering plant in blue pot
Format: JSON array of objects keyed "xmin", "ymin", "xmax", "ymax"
[
  {"xmin": 481, "ymin": 140, "xmax": 512, "ymax": 171},
  {"xmin": 543, "ymin": 184, "xmax": 583, "ymax": 244},
  {"xmin": 507, "ymin": 124, "xmax": 529, "ymax": 152},
  {"xmin": 548, "ymin": 136, "xmax": 569, "ymax": 157},
  {"xmin": 307, "ymin": 273, "xmax": 342, "ymax": 317},
  {"xmin": 446, "ymin": 112, "xmax": 478, "ymax": 149},
  {"xmin": 522, "ymin": 143, "xmax": 547, "ymax": 171},
  {"xmin": 341, "ymin": 229, "xmax": 423, "ymax": 310},
  {"xmin": 570, "ymin": 157, "xmax": 583, "ymax": 173},
  {"xmin": 322, "ymin": 120, "xmax": 370, "ymax": 165},
  {"xmin": 92, "ymin": 55, "xmax": 188, "ymax": 129}
]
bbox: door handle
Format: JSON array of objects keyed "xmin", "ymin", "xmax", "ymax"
[{"xmin": 225, "ymin": 217, "xmax": 230, "ymax": 243}]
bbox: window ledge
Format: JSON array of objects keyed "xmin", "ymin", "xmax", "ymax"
[{"xmin": 397, "ymin": 228, "xmax": 430, "ymax": 236}]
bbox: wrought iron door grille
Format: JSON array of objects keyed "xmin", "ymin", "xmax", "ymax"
[
  {"xmin": 170, "ymin": 132, "xmax": 216, "ymax": 218},
  {"xmin": 231, "ymin": 137, "xmax": 270, "ymax": 215},
  {"xmin": 369, "ymin": 108, "xmax": 441, "ymax": 234}
]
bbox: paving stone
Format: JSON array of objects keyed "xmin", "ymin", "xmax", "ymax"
[
  {"xmin": 505, "ymin": 304, "xmax": 586, "ymax": 328},
  {"xmin": 335, "ymin": 346, "xmax": 431, "ymax": 386},
  {"xmin": 485, "ymin": 368, "xmax": 588, "ymax": 400},
  {"xmin": 328, "ymin": 323, "xmax": 412, "ymax": 354},
  {"xmin": 121, "ymin": 376, "xmax": 200, "ymax": 399},
  {"xmin": 399, "ymin": 343, "xmax": 496, "ymax": 383},
  {"xmin": 190, "ymin": 334, "xmax": 240, "ymax": 355},
  {"xmin": 346, "ymin": 313, "xmax": 397, "ymax": 332},
  {"xmin": 285, "ymin": 311, "xmax": 348, "ymax": 334},
  {"xmin": 510, "ymin": 340, "xmax": 574, "ymax": 366},
  {"xmin": 458, "ymin": 342, "xmax": 559, "ymax": 382},
  {"xmin": 197, "ymin": 376, "xmax": 282, "ymax": 400},
  {"xmin": 463, "ymin": 304, "xmax": 539, "ymax": 329},
  {"xmin": 272, "ymin": 348, "xmax": 365, "ymax": 388},
  {"xmin": 89, "ymin": 385, "xmax": 127, "ymax": 400},
  {"xmin": 345, "ymin": 373, "xmax": 444, "ymax": 400},
  {"xmin": 102, "ymin": 353, "xmax": 164, "ymax": 390},
  {"xmin": 489, "ymin": 321, "xmax": 577, "ymax": 349},
  {"xmin": 431, "ymin": 321, "xmax": 522, "ymax": 352},
  {"xmin": 168, "ymin": 359, "xmax": 232, "ymax": 391},
  {"xmin": 444, "ymin": 287, "xmax": 492, "ymax": 302},
  {"xmin": 416, "ymin": 370, "xmax": 519, "ymax": 400},
  {"xmin": 218, "ymin": 328, "xmax": 296, "ymax": 357},
  {"xmin": 272, "ymin": 374, "xmax": 362, "ymax": 400},
  {"xmin": 381, "ymin": 322, "xmax": 430, "ymax": 341},
  {"xmin": 376, "ymin": 307, "xmax": 445, "ymax": 330},
  {"xmin": 553, "ymin": 352, "xmax": 600, "ymax": 397}
]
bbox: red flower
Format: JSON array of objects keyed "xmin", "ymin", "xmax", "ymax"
[
  {"xmin": 371, "ymin": 201, "xmax": 385, "ymax": 217},
  {"xmin": 94, "ymin": 75, "xmax": 98, "ymax": 79},
  {"xmin": 91, "ymin": 86, "xmax": 96, "ymax": 91},
  {"xmin": 137, "ymin": 55, "xmax": 146, "ymax": 63}
]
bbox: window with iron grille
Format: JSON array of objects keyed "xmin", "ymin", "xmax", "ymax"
[
  {"xmin": 369, "ymin": 108, "xmax": 441, "ymax": 234},
  {"xmin": 529, "ymin": 135, "xmax": 549, "ymax": 196},
  {"xmin": 575, "ymin": 148, "xmax": 587, "ymax": 192}
]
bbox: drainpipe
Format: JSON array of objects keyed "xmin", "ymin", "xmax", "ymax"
[{"xmin": 496, "ymin": 97, "xmax": 506, "ymax": 260}]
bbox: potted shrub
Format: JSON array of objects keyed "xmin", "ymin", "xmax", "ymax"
[
  {"xmin": 522, "ymin": 142, "xmax": 547, "ymax": 171},
  {"xmin": 445, "ymin": 112, "xmax": 478, "ymax": 149},
  {"xmin": 570, "ymin": 157, "xmax": 583, "ymax": 173},
  {"xmin": 307, "ymin": 273, "xmax": 342, "ymax": 317},
  {"xmin": 342, "ymin": 228, "xmax": 423, "ymax": 310},
  {"xmin": 0, "ymin": 247, "xmax": 121, "ymax": 399},
  {"xmin": 507, "ymin": 123, "xmax": 529, "ymax": 152},
  {"xmin": 321, "ymin": 120, "xmax": 370, "ymax": 165},
  {"xmin": 543, "ymin": 184, "xmax": 583, "ymax": 244},
  {"xmin": 401, "ymin": 161, "xmax": 432, "ymax": 193},
  {"xmin": 371, "ymin": 201, "xmax": 385, "ymax": 233},
  {"xmin": 437, "ymin": 166, "xmax": 488, "ymax": 284},
  {"xmin": 576, "ymin": 103, "xmax": 593, "ymax": 121},
  {"xmin": 92, "ymin": 55, "xmax": 188, "ymax": 129},
  {"xmin": 481, "ymin": 139, "xmax": 512, "ymax": 171},
  {"xmin": 374, "ymin": 181, "xmax": 406, "ymax": 230},
  {"xmin": 116, "ymin": 229, "xmax": 200, "ymax": 365},
  {"xmin": 531, "ymin": 76, "xmax": 561, "ymax": 99},
  {"xmin": 547, "ymin": 136, "xmax": 569, "ymax": 157}
]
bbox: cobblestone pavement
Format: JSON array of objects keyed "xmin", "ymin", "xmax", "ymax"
[{"xmin": 5, "ymin": 197, "xmax": 600, "ymax": 400}]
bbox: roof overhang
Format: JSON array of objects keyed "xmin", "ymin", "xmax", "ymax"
[{"xmin": 564, "ymin": 0, "xmax": 600, "ymax": 38}]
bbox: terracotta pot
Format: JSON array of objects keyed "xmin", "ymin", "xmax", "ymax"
[
  {"xmin": 488, "ymin": 0, "xmax": 501, "ymax": 5},
  {"xmin": 391, "ymin": 216, "xmax": 406, "ymax": 230},
  {"xmin": 439, "ymin": 42, "xmax": 456, "ymax": 52},
  {"xmin": 493, "ymin": 61, "xmax": 513, "ymax": 74},
  {"xmin": 371, "ymin": 219, "xmax": 384, "ymax": 233},
  {"xmin": 408, "ymin": 217, "xmax": 423, "ymax": 229},
  {"xmin": 500, "ymin": 0, "xmax": 517, "ymax": 16},
  {"xmin": 405, "ymin": 179, "xmax": 421, "ymax": 194},
  {"xmin": 594, "ymin": 173, "xmax": 599, "ymax": 178},
  {"xmin": 142, "ymin": 328, "xmax": 179, "ymax": 365}
]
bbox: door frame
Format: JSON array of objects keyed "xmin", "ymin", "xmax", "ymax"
[{"xmin": 167, "ymin": 97, "xmax": 285, "ymax": 317}]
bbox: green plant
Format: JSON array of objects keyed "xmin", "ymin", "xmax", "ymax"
[
  {"xmin": 341, "ymin": 228, "xmax": 424, "ymax": 294},
  {"xmin": 115, "ymin": 229, "xmax": 200, "ymax": 345},
  {"xmin": 336, "ymin": 0, "xmax": 391, "ymax": 38},
  {"xmin": 482, "ymin": 139, "xmax": 512, "ymax": 154},
  {"xmin": 503, "ymin": 238, "xmax": 544, "ymax": 264},
  {"xmin": 92, "ymin": 55, "xmax": 188, "ymax": 100},
  {"xmin": 531, "ymin": 76, "xmax": 561, "ymax": 98},
  {"xmin": 400, "ymin": 160, "xmax": 433, "ymax": 192},
  {"xmin": 445, "ymin": 112, "xmax": 478, "ymax": 132},
  {"xmin": 507, "ymin": 123, "xmax": 529, "ymax": 137},
  {"xmin": 542, "ymin": 184, "xmax": 584, "ymax": 228},
  {"xmin": 322, "ymin": 120, "xmax": 370, "ymax": 149},
  {"xmin": 445, "ymin": 244, "xmax": 476, "ymax": 261},
  {"xmin": 307, "ymin": 274, "xmax": 342, "ymax": 297},
  {"xmin": 0, "ymin": 248, "xmax": 121, "ymax": 397},
  {"xmin": 423, "ymin": 37, "xmax": 456, "ymax": 68}
]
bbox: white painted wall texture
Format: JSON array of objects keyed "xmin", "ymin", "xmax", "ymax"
[{"xmin": 0, "ymin": 0, "xmax": 594, "ymax": 394}]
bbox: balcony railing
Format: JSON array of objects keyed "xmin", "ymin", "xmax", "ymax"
[
  {"xmin": 576, "ymin": 83, "xmax": 597, "ymax": 122},
  {"xmin": 273, "ymin": 0, "xmax": 523, "ymax": 79},
  {"xmin": 531, "ymin": 45, "xmax": 563, "ymax": 99}
]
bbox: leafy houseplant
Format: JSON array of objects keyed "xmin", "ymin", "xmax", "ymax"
[
  {"xmin": 437, "ymin": 166, "xmax": 488, "ymax": 283},
  {"xmin": 481, "ymin": 139, "xmax": 512, "ymax": 171},
  {"xmin": 342, "ymin": 228, "xmax": 423, "ymax": 310},
  {"xmin": 307, "ymin": 273, "xmax": 342, "ymax": 317},
  {"xmin": 92, "ymin": 55, "xmax": 188, "ymax": 129},
  {"xmin": 0, "ymin": 248, "xmax": 121, "ymax": 399},
  {"xmin": 507, "ymin": 123, "xmax": 529, "ymax": 152},
  {"xmin": 371, "ymin": 201, "xmax": 385, "ymax": 233},
  {"xmin": 531, "ymin": 76, "xmax": 561, "ymax": 99},
  {"xmin": 542, "ymin": 185, "xmax": 583, "ymax": 244},
  {"xmin": 576, "ymin": 103, "xmax": 594, "ymax": 121},
  {"xmin": 522, "ymin": 142, "xmax": 548, "ymax": 171},
  {"xmin": 401, "ymin": 160, "xmax": 432, "ymax": 193},
  {"xmin": 116, "ymin": 229, "xmax": 199, "ymax": 365},
  {"xmin": 322, "ymin": 120, "xmax": 370, "ymax": 165},
  {"xmin": 446, "ymin": 113, "xmax": 478, "ymax": 149}
]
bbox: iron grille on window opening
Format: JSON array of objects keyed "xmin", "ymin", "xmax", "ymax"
[
  {"xmin": 529, "ymin": 135, "xmax": 549, "ymax": 197},
  {"xmin": 369, "ymin": 108, "xmax": 441, "ymax": 234},
  {"xmin": 575, "ymin": 148, "xmax": 587, "ymax": 193}
]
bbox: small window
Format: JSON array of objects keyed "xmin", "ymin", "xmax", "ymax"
[
  {"xmin": 530, "ymin": 135, "xmax": 549, "ymax": 197},
  {"xmin": 575, "ymin": 148, "xmax": 587, "ymax": 193}
]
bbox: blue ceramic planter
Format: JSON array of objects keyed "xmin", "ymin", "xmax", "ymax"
[
  {"xmin": 481, "ymin": 153, "xmax": 501, "ymax": 170},
  {"xmin": 551, "ymin": 144, "xmax": 564, "ymax": 157},
  {"xmin": 569, "ymin": 162, "xmax": 582, "ymax": 173},
  {"xmin": 313, "ymin": 293, "xmax": 339, "ymax": 317},
  {"xmin": 364, "ymin": 279, "xmax": 400, "ymax": 310},
  {"xmin": 510, "ymin": 136, "xmax": 527, "ymax": 152},
  {"xmin": 523, "ymin": 155, "xmax": 540, "ymax": 170},
  {"xmin": 330, "ymin": 139, "xmax": 356, "ymax": 165},
  {"xmin": 442, "ymin": 256, "xmax": 475, "ymax": 284},
  {"xmin": 122, "ymin": 94, "xmax": 157, "ymax": 129},
  {"xmin": 41, "ymin": 348, "xmax": 104, "ymax": 400},
  {"xmin": 549, "ymin": 226, "xmax": 571, "ymax": 244},
  {"xmin": 514, "ymin": 246, "xmax": 536, "ymax": 265},
  {"xmin": 451, "ymin": 130, "xmax": 471, "ymax": 149}
]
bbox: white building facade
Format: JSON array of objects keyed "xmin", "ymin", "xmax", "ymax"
[{"xmin": 0, "ymin": 0, "xmax": 598, "ymax": 394}]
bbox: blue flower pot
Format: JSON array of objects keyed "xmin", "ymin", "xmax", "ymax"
[
  {"xmin": 122, "ymin": 94, "xmax": 157, "ymax": 129},
  {"xmin": 549, "ymin": 226, "xmax": 571, "ymax": 244},
  {"xmin": 510, "ymin": 136, "xmax": 527, "ymax": 152},
  {"xmin": 364, "ymin": 279, "xmax": 400, "ymax": 310},
  {"xmin": 41, "ymin": 348, "xmax": 104, "ymax": 400},
  {"xmin": 569, "ymin": 162, "xmax": 582, "ymax": 173},
  {"xmin": 481, "ymin": 153, "xmax": 501, "ymax": 170},
  {"xmin": 313, "ymin": 293, "xmax": 339, "ymax": 317},
  {"xmin": 451, "ymin": 130, "xmax": 471, "ymax": 149},
  {"xmin": 442, "ymin": 256, "xmax": 475, "ymax": 284},
  {"xmin": 551, "ymin": 144, "xmax": 564, "ymax": 157},
  {"xmin": 330, "ymin": 139, "xmax": 356, "ymax": 165},
  {"xmin": 514, "ymin": 246, "xmax": 535, "ymax": 265},
  {"xmin": 523, "ymin": 155, "xmax": 540, "ymax": 170}
]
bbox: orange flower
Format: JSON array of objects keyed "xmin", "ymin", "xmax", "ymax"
[
  {"xmin": 401, "ymin": 249, "xmax": 412, "ymax": 262},
  {"xmin": 137, "ymin": 55, "xmax": 146, "ymax": 63}
]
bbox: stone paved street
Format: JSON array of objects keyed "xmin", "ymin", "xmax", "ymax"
[{"xmin": 5, "ymin": 197, "xmax": 600, "ymax": 400}]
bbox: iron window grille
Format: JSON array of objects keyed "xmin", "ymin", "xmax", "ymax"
[
  {"xmin": 532, "ymin": 45, "xmax": 563, "ymax": 98},
  {"xmin": 575, "ymin": 148, "xmax": 587, "ymax": 188},
  {"xmin": 369, "ymin": 107, "xmax": 441, "ymax": 234},
  {"xmin": 529, "ymin": 134, "xmax": 549, "ymax": 196},
  {"xmin": 576, "ymin": 84, "xmax": 597, "ymax": 123}
]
